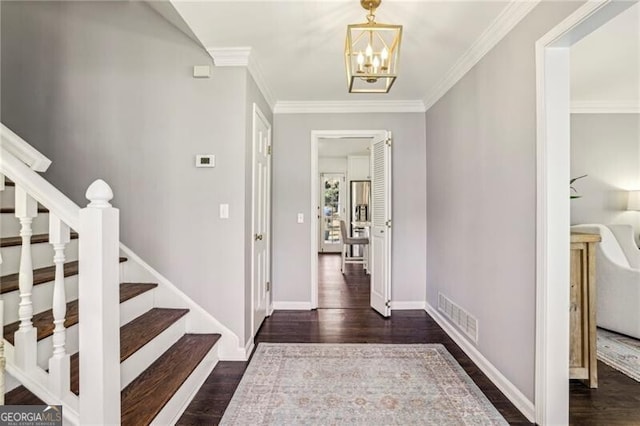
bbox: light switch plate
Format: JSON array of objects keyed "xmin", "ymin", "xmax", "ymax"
[
  {"xmin": 196, "ymin": 154, "xmax": 215, "ymax": 168},
  {"xmin": 297, "ymin": 213, "xmax": 304, "ymax": 223},
  {"xmin": 220, "ymin": 204, "xmax": 229, "ymax": 219}
]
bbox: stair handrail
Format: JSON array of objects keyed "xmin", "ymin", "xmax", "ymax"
[
  {"xmin": 0, "ymin": 123, "xmax": 120, "ymax": 425},
  {"xmin": 0, "ymin": 146, "xmax": 80, "ymax": 230},
  {"xmin": 1, "ymin": 124, "xmax": 51, "ymax": 172}
]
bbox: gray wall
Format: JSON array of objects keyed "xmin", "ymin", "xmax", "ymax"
[
  {"xmin": 425, "ymin": 2, "xmax": 581, "ymax": 402},
  {"xmin": 1, "ymin": 1, "xmax": 263, "ymax": 345},
  {"xmin": 571, "ymin": 114, "xmax": 640, "ymax": 242},
  {"xmin": 273, "ymin": 113, "xmax": 427, "ymax": 305}
]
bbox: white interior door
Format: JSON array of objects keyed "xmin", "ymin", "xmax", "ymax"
[
  {"xmin": 370, "ymin": 132, "xmax": 392, "ymax": 317},
  {"xmin": 251, "ymin": 104, "xmax": 271, "ymax": 337},
  {"xmin": 319, "ymin": 173, "xmax": 345, "ymax": 253}
]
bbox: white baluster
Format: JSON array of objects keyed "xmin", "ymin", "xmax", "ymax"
[
  {"xmin": 14, "ymin": 186, "xmax": 38, "ymax": 370},
  {"xmin": 79, "ymin": 180, "xmax": 120, "ymax": 425},
  {"xmin": 48, "ymin": 214, "xmax": 71, "ymax": 397}
]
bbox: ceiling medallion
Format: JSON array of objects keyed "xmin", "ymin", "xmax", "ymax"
[{"xmin": 345, "ymin": 0, "xmax": 403, "ymax": 93}]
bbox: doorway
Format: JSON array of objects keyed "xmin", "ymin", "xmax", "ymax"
[
  {"xmin": 310, "ymin": 130, "xmax": 392, "ymax": 315},
  {"xmin": 251, "ymin": 103, "xmax": 272, "ymax": 338},
  {"xmin": 535, "ymin": 1, "xmax": 638, "ymax": 423}
]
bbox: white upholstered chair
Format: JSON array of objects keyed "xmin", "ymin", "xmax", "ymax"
[
  {"xmin": 571, "ymin": 224, "xmax": 640, "ymax": 338},
  {"xmin": 339, "ymin": 220, "xmax": 369, "ymax": 273}
]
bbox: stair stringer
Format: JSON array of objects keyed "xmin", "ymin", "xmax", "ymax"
[
  {"xmin": 4, "ymin": 343, "xmax": 79, "ymax": 425},
  {"xmin": 118, "ymin": 243, "xmax": 247, "ymax": 361}
]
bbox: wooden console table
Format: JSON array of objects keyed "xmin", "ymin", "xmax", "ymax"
[{"xmin": 570, "ymin": 232, "xmax": 601, "ymax": 388}]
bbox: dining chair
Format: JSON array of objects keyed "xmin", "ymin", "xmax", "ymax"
[{"xmin": 339, "ymin": 220, "xmax": 369, "ymax": 273}]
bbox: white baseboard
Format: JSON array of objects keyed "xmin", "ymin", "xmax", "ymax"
[
  {"xmin": 244, "ymin": 340, "xmax": 255, "ymax": 359},
  {"xmin": 425, "ymin": 303, "xmax": 535, "ymax": 422},
  {"xmin": 391, "ymin": 301, "xmax": 426, "ymax": 310},
  {"xmin": 272, "ymin": 301, "xmax": 312, "ymax": 310},
  {"xmin": 217, "ymin": 344, "xmax": 250, "ymax": 361}
]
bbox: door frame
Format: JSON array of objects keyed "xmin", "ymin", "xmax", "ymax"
[
  {"xmin": 251, "ymin": 103, "xmax": 272, "ymax": 338},
  {"xmin": 534, "ymin": 1, "xmax": 637, "ymax": 423},
  {"xmin": 310, "ymin": 130, "xmax": 388, "ymax": 309}
]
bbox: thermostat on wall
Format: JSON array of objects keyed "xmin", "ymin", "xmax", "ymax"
[{"xmin": 195, "ymin": 154, "xmax": 215, "ymax": 168}]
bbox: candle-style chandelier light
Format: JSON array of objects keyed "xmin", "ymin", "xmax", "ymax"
[{"xmin": 345, "ymin": 0, "xmax": 403, "ymax": 93}]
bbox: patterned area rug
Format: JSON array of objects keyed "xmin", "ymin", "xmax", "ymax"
[
  {"xmin": 597, "ymin": 328, "xmax": 640, "ymax": 382},
  {"xmin": 221, "ymin": 343, "xmax": 508, "ymax": 425}
]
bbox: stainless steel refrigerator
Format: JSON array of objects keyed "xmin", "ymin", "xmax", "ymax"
[{"xmin": 350, "ymin": 180, "xmax": 371, "ymax": 256}]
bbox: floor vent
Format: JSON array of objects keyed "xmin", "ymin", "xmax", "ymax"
[{"xmin": 438, "ymin": 293, "xmax": 478, "ymax": 343}]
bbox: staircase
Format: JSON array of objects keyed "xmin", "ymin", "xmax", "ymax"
[{"xmin": 0, "ymin": 124, "xmax": 235, "ymax": 424}]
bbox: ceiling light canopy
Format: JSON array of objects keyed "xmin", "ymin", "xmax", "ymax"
[{"xmin": 345, "ymin": 0, "xmax": 402, "ymax": 94}]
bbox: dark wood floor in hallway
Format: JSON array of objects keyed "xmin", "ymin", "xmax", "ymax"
[
  {"xmin": 318, "ymin": 253, "xmax": 370, "ymax": 309},
  {"xmin": 178, "ymin": 254, "xmax": 640, "ymax": 425}
]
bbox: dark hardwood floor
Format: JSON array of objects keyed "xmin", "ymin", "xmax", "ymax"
[
  {"xmin": 318, "ymin": 253, "xmax": 370, "ymax": 309},
  {"xmin": 179, "ymin": 255, "xmax": 531, "ymax": 425},
  {"xmin": 6, "ymin": 255, "xmax": 640, "ymax": 424},
  {"xmin": 570, "ymin": 362, "xmax": 640, "ymax": 425}
]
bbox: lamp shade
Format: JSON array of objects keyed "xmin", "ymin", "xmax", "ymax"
[{"xmin": 628, "ymin": 190, "xmax": 640, "ymax": 211}]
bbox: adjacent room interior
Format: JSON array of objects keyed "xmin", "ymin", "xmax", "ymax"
[
  {"xmin": 568, "ymin": 2, "xmax": 640, "ymax": 420},
  {"xmin": 317, "ymin": 137, "xmax": 372, "ymax": 310}
]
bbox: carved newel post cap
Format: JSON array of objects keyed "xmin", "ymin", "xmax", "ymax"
[{"xmin": 85, "ymin": 179, "xmax": 113, "ymax": 208}]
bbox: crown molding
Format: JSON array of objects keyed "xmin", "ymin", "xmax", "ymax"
[
  {"xmin": 273, "ymin": 100, "xmax": 426, "ymax": 114},
  {"xmin": 206, "ymin": 46, "xmax": 276, "ymax": 109},
  {"xmin": 246, "ymin": 55, "xmax": 276, "ymax": 111},
  {"xmin": 423, "ymin": 0, "xmax": 540, "ymax": 111},
  {"xmin": 207, "ymin": 47, "xmax": 251, "ymax": 66},
  {"xmin": 570, "ymin": 100, "xmax": 640, "ymax": 114}
]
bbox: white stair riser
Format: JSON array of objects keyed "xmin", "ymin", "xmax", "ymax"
[
  {"xmin": 35, "ymin": 323, "xmax": 79, "ymax": 370},
  {"xmin": 3, "ymin": 276, "xmax": 79, "ymax": 324},
  {"xmin": 150, "ymin": 346, "xmax": 218, "ymax": 425},
  {"xmin": 0, "ymin": 238, "xmax": 79, "ymax": 276},
  {"xmin": 1, "ymin": 213, "xmax": 50, "ymax": 237},
  {"xmin": 120, "ymin": 290, "xmax": 155, "ymax": 326},
  {"xmin": 120, "ymin": 315, "xmax": 186, "ymax": 390}
]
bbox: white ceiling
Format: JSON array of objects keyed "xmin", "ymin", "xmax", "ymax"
[
  {"xmin": 169, "ymin": 1, "xmax": 512, "ymax": 105},
  {"xmin": 319, "ymin": 138, "xmax": 371, "ymax": 157},
  {"xmin": 571, "ymin": 2, "xmax": 640, "ymax": 105}
]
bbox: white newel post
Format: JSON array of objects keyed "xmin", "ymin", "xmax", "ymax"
[
  {"xmin": 78, "ymin": 180, "xmax": 120, "ymax": 424},
  {"xmin": 14, "ymin": 186, "xmax": 38, "ymax": 370},
  {"xmin": 48, "ymin": 214, "xmax": 71, "ymax": 397}
]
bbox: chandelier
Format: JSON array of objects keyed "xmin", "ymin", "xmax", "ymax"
[{"xmin": 345, "ymin": 0, "xmax": 402, "ymax": 93}]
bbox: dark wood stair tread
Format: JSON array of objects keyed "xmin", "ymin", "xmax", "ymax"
[
  {"xmin": 0, "ymin": 207, "xmax": 49, "ymax": 214},
  {"xmin": 4, "ymin": 300, "xmax": 78, "ymax": 345},
  {"xmin": 3, "ymin": 282, "xmax": 153, "ymax": 344},
  {"xmin": 120, "ymin": 308, "xmax": 189, "ymax": 362},
  {"xmin": 1, "ymin": 232, "xmax": 79, "ymax": 248},
  {"xmin": 5, "ymin": 385, "xmax": 44, "ymax": 405},
  {"xmin": 4, "ymin": 180, "xmax": 15, "ymax": 187},
  {"xmin": 0, "ymin": 257, "xmax": 127, "ymax": 295},
  {"xmin": 121, "ymin": 334, "xmax": 220, "ymax": 426},
  {"xmin": 120, "ymin": 283, "xmax": 158, "ymax": 303},
  {"xmin": 70, "ymin": 308, "xmax": 193, "ymax": 395}
]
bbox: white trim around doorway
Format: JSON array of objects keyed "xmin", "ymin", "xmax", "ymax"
[
  {"xmin": 310, "ymin": 130, "xmax": 388, "ymax": 309},
  {"xmin": 534, "ymin": 1, "xmax": 638, "ymax": 424}
]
